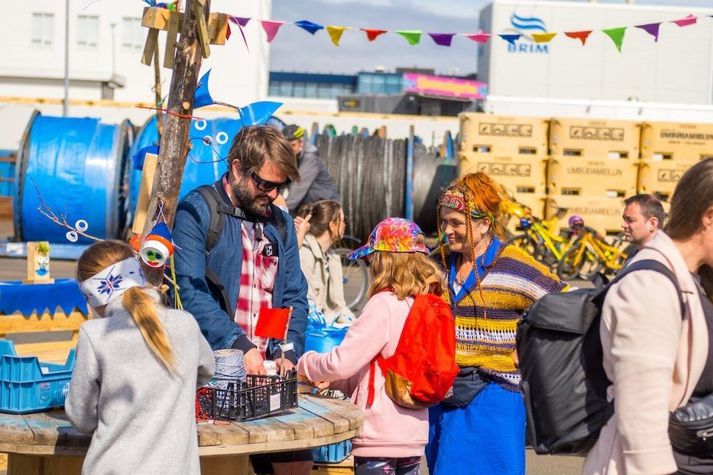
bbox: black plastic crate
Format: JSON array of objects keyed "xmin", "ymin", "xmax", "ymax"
[{"xmin": 196, "ymin": 370, "xmax": 298, "ymax": 422}]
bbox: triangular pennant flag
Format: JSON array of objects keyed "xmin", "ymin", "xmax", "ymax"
[
  {"xmin": 429, "ymin": 33, "xmax": 455, "ymax": 47},
  {"xmin": 396, "ymin": 30, "xmax": 422, "ymax": 45},
  {"xmin": 361, "ymin": 28, "xmax": 387, "ymax": 42},
  {"xmin": 326, "ymin": 25, "xmax": 347, "ymax": 46},
  {"xmin": 229, "ymin": 16, "xmax": 250, "ymax": 51},
  {"xmin": 226, "ymin": 22, "xmax": 232, "ymax": 41},
  {"xmin": 255, "ymin": 307, "xmax": 291, "ymax": 339},
  {"xmin": 261, "ymin": 20, "xmax": 284, "ymax": 43},
  {"xmin": 193, "ymin": 69, "xmax": 215, "ymax": 109},
  {"xmin": 238, "ymin": 101, "xmax": 283, "ymax": 126},
  {"xmin": 465, "ymin": 32, "xmax": 491, "ymax": 43},
  {"xmin": 565, "ymin": 30, "xmax": 592, "ymax": 46},
  {"xmin": 498, "ymin": 34, "xmax": 521, "ymax": 46},
  {"xmin": 532, "ymin": 32, "xmax": 557, "ymax": 44},
  {"xmin": 602, "ymin": 27, "xmax": 626, "ymax": 52},
  {"xmin": 295, "ymin": 20, "xmax": 324, "ymax": 35},
  {"xmin": 672, "ymin": 14, "xmax": 697, "ymax": 27},
  {"xmin": 636, "ymin": 22, "xmax": 661, "ymax": 42}
]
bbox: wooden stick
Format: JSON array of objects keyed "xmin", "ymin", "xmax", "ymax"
[{"xmin": 280, "ymin": 307, "xmax": 293, "ymax": 378}]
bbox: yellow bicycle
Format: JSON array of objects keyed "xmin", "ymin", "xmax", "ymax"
[{"xmin": 557, "ymin": 225, "xmax": 629, "ymax": 280}]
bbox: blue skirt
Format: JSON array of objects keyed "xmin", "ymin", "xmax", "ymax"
[{"xmin": 426, "ymin": 382, "xmax": 526, "ymax": 475}]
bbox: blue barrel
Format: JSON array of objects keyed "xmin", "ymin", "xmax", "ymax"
[
  {"xmin": 14, "ymin": 111, "xmax": 133, "ymax": 243},
  {"xmin": 128, "ymin": 116, "xmax": 242, "ymax": 224}
]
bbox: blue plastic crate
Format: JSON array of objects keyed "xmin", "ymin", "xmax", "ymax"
[
  {"xmin": 312, "ymin": 440, "xmax": 352, "ymax": 464},
  {"xmin": 0, "ymin": 339, "xmax": 76, "ymax": 414}
]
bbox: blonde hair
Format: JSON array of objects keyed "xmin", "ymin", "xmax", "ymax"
[
  {"xmin": 368, "ymin": 246, "xmax": 445, "ymax": 300},
  {"xmin": 77, "ymin": 240, "xmax": 175, "ymax": 372}
]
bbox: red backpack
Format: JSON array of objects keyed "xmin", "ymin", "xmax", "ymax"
[{"xmin": 367, "ymin": 293, "xmax": 459, "ymax": 410}]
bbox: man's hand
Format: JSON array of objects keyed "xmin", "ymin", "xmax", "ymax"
[
  {"xmin": 244, "ymin": 348, "xmax": 266, "ymax": 375},
  {"xmin": 276, "ymin": 357, "xmax": 295, "ymax": 374}
]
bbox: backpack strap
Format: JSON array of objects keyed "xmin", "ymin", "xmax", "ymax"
[{"xmin": 595, "ymin": 259, "xmax": 685, "ymax": 319}]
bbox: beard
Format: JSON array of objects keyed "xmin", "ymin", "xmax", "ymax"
[{"xmin": 231, "ymin": 178, "xmax": 272, "ymax": 217}]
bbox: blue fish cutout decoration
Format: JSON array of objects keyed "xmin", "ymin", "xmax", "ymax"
[
  {"xmin": 238, "ymin": 102, "xmax": 283, "ymax": 126},
  {"xmin": 193, "ymin": 69, "xmax": 215, "ymax": 109}
]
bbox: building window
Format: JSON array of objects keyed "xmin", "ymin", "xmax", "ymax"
[
  {"xmin": 31, "ymin": 13, "xmax": 54, "ymax": 47},
  {"xmin": 77, "ymin": 15, "xmax": 99, "ymax": 49},
  {"xmin": 121, "ymin": 17, "xmax": 143, "ymax": 50}
]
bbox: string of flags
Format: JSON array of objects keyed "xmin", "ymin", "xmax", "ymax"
[{"xmin": 222, "ymin": 11, "xmax": 710, "ymax": 53}]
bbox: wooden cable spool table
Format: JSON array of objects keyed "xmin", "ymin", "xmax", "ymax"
[{"xmin": 0, "ymin": 394, "xmax": 363, "ymax": 474}]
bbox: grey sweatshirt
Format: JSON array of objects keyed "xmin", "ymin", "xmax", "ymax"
[{"xmin": 65, "ymin": 292, "xmax": 215, "ymax": 475}]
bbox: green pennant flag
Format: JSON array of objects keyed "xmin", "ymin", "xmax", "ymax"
[
  {"xmin": 396, "ymin": 30, "xmax": 422, "ymax": 45},
  {"xmin": 602, "ymin": 27, "xmax": 626, "ymax": 52}
]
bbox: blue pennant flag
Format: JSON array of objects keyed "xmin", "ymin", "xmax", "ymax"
[
  {"xmin": 133, "ymin": 145, "xmax": 160, "ymax": 171},
  {"xmin": 295, "ymin": 20, "xmax": 324, "ymax": 35},
  {"xmin": 193, "ymin": 69, "xmax": 215, "ymax": 109},
  {"xmin": 498, "ymin": 34, "xmax": 522, "ymax": 46},
  {"xmin": 238, "ymin": 102, "xmax": 283, "ymax": 126}
]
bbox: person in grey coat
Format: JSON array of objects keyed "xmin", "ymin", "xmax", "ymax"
[
  {"xmin": 66, "ymin": 240, "xmax": 215, "ymax": 475},
  {"xmin": 282, "ymin": 124, "xmax": 340, "ymax": 214}
]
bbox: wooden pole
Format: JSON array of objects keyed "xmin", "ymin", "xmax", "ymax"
[
  {"xmin": 153, "ymin": 42, "xmax": 164, "ymax": 139},
  {"xmin": 142, "ymin": 0, "xmax": 211, "ymax": 285}
]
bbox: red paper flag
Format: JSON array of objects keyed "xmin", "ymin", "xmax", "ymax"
[
  {"xmin": 672, "ymin": 15, "xmax": 697, "ymax": 27},
  {"xmin": 565, "ymin": 30, "xmax": 592, "ymax": 46},
  {"xmin": 255, "ymin": 307, "xmax": 291, "ymax": 340},
  {"xmin": 361, "ymin": 28, "xmax": 387, "ymax": 42},
  {"xmin": 465, "ymin": 32, "xmax": 491, "ymax": 43},
  {"xmin": 261, "ymin": 20, "xmax": 285, "ymax": 43}
]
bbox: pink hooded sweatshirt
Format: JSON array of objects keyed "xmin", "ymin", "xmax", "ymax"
[{"xmin": 297, "ymin": 291, "xmax": 428, "ymax": 458}]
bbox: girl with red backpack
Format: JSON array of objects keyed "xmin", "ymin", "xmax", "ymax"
[{"xmin": 297, "ymin": 218, "xmax": 452, "ymax": 475}]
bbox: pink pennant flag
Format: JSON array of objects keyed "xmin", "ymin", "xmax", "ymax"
[
  {"xmin": 429, "ymin": 33, "xmax": 455, "ymax": 47},
  {"xmin": 672, "ymin": 14, "xmax": 697, "ymax": 27},
  {"xmin": 361, "ymin": 28, "xmax": 387, "ymax": 42},
  {"xmin": 229, "ymin": 16, "xmax": 251, "ymax": 51},
  {"xmin": 465, "ymin": 32, "xmax": 491, "ymax": 43},
  {"xmin": 636, "ymin": 22, "xmax": 661, "ymax": 41},
  {"xmin": 565, "ymin": 30, "xmax": 592, "ymax": 46},
  {"xmin": 261, "ymin": 20, "xmax": 285, "ymax": 43}
]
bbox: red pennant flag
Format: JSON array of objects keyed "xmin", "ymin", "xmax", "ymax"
[
  {"xmin": 465, "ymin": 32, "xmax": 491, "ymax": 43},
  {"xmin": 361, "ymin": 28, "xmax": 387, "ymax": 42},
  {"xmin": 565, "ymin": 30, "xmax": 592, "ymax": 46},
  {"xmin": 672, "ymin": 15, "xmax": 697, "ymax": 27},
  {"xmin": 261, "ymin": 20, "xmax": 285, "ymax": 43},
  {"xmin": 255, "ymin": 308, "xmax": 291, "ymax": 340}
]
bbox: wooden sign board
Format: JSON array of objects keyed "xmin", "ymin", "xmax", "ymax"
[
  {"xmin": 132, "ymin": 153, "xmax": 159, "ymax": 235},
  {"xmin": 25, "ymin": 242, "xmax": 54, "ymax": 284}
]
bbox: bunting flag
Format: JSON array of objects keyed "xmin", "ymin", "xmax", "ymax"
[
  {"xmin": 532, "ymin": 32, "xmax": 557, "ymax": 44},
  {"xmin": 255, "ymin": 307, "xmax": 291, "ymax": 340},
  {"xmin": 396, "ymin": 30, "xmax": 422, "ymax": 45},
  {"xmin": 565, "ymin": 30, "xmax": 592, "ymax": 46},
  {"xmin": 361, "ymin": 28, "xmax": 387, "ymax": 42},
  {"xmin": 229, "ymin": 16, "xmax": 251, "ymax": 50},
  {"xmin": 326, "ymin": 25, "xmax": 348, "ymax": 46},
  {"xmin": 429, "ymin": 33, "xmax": 455, "ymax": 47},
  {"xmin": 465, "ymin": 32, "xmax": 491, "ymax": 43},
  {"xmin": 295, "ymin": 20, "xmax": 324, "ymax": 35},
  {"xmin": 602, "ymin": 27, "xmax": 626, "ymax": 52},
  {"xmin": 498, "ymin": 34, "xmax": 522, "ymax": 46},
  {"xmin": 261, "ymin": 20, "xmax": 284, "ymax": 43},
  {"xmin": 636, "ymin": 22, "xmax": 661, "ymax": 42},
  {"xmin": 193, "ymin": 69, "xmax": 215, "ymax": 109},
  {"xmin": 672, "ymin": 14, "xmax": 697, "ymax": 27},
  {"xmin": 238, "ymin": 101, "xmax": 283, "ymax": 126}
]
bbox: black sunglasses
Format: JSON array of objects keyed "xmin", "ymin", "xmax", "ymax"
[{"xmin": 250, "ymin": 170, "xmax": 291, "ymax": 193}]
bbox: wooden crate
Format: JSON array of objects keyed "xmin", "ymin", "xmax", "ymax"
[
  {"xmin": 637, "ymin": 159, "xmax": 694, "ymax": 201},
  {"xmin": 640, "ymin": 122, "xmax": 713, "ymax": 161},
  {"xmin": 549, "ymin": 118, "xmax": 639, "ymax": 159},
  {"xmin": 546, "ymin": 195, "xmax": 624, "ymax": 237},
  {"xmin": 547, "ymin": 157, "xmax": 638, "ymax": 198},
  {"xmin": 502, "ymin": 193, "xmax": 547, "ymax": 236},
  {"xmin": 459, "ymin": 113, "xmax": 549, "ymax": 157},
  {"xmin": 459, "ymin": 152, "xmax": 547, "ymax": 195}
]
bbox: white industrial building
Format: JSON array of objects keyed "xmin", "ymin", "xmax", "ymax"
[{"xmin": 478, "ymin": 0, "xmax": 713, "ymax": 119}]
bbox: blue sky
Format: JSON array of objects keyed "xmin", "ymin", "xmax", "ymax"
[{"xmin": 270, "ymin": 0, "xmax": 713, "ymax": 75}]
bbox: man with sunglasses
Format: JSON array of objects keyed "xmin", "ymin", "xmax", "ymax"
[
  {"xmin": 173, "ymin": 125, "xmax": 312, "ymax": 475},
  {"xmin": 282, "ymin": 124, "xmax": 340, "ymax": 214}
]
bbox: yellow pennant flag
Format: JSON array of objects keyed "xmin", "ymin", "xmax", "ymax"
[
  {"xmin": 326, "ymin": 25, "xmax": 348, "ymax": 46},
  {"xmin": 532, "ymin": 32, "xmax": 557, "ymax": 44}
]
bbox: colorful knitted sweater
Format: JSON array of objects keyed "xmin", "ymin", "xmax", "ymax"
[{"xmin": 445, "ymin": 239, "xmax": 568, "ymax": 392}]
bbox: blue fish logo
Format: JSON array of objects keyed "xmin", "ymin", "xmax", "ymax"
[{"xmin": 509, "ymin": 13, "xmax": 547, "ymax": 33}]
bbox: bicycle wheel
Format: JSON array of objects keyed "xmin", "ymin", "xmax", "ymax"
[
  {"xmin": 557, "ymin": 239, "xmax": 588, "ymax": 280},
  {"xmin": 334, "ymin": 247, "xmax": 370, "ymax": 311},
  {"xmin": 507, "ymin": 233, "xmax": 539, "ymax": 257}
]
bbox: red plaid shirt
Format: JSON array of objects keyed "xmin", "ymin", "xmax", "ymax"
[{"xmin": 223, "ymin": 179, "xmax": 279, "ymax": 357}]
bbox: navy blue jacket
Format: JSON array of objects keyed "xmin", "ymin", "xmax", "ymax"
[{"xmin": 173, "ymin": 177, "xmax": 308, "ymax": 361}]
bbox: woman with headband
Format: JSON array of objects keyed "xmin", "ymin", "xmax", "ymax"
[
  {"xmin": 66, "ymin": 240, "xmax": 215, "ymax": 475},
  {"xmin": 426, "ymin": 172, "xmax": 568, "ymax": 475}
]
